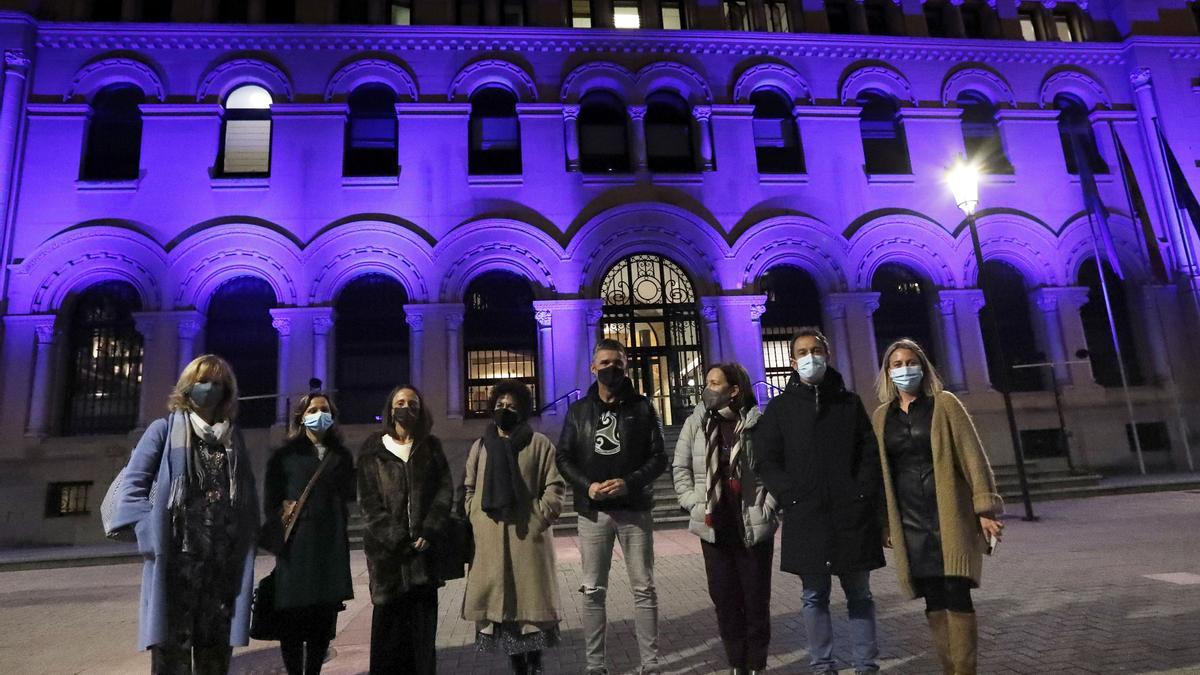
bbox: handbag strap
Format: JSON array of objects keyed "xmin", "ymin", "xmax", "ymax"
[{"xmin": 283, "ymin": 449, "xmax": 336, "ymax": 540}]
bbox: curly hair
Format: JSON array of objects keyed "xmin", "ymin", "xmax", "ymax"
[{"xmin": 486, "ymin": 379, "xmax": 535, "ymax": 421}]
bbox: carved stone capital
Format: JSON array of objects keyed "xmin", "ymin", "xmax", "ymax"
[
  {"xmin": 177, "ymin": 319, "xmax": 204, "ymax": 340},
  {"xmin": 271, "ymin": 317, "xmax": 292, "ymax": 337},
  {"xmin": 313, "ymin": 316, "xmax": 334, "ymax": 335},
  {"xmin": 4, "ymin": 50, "xmax": 31, "ymax": 71},
  {"xmin": 627, "ymin": 105, "xmax": 647, "ymax": 121},
  {"xmin": 34, "ymin": 322, "xmax": 56, "ymax": 344},
  {"xmin": 405, "ymin": 313, "xmax": 424, "ymax": 331},
  {"xmin": 691, "ymin": 105, "xmax": 712, "ymax": 122},
  {"xmin": 749, "ymin": 304, "xmax": 766, "ymax": 322},
  {"xmin": 444, "ymin": 311, "xmax": 464, "ymax": 330},
  {"xmin": 534, "ymin": 309, "xmax": 552, "ymax": 328},
  {"xmin": 562, "ymin": 104, "xmax": 580, "ymax": 121},
  {"xmin": 1129, "ymin": 67, "xmax": 1152, "ymax": 91}
]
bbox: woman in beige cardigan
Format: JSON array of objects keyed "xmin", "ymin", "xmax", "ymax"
[
  {"xmin": 463, "ymin": 379, "xmax": 566, "ymax": 674},
  {"xmin": 871, "ymin": 339, "xmax": 1004, "ymax": 675}
]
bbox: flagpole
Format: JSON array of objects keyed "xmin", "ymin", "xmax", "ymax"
[{"xmin": 1151, "ymin": 118, "xmax": 1200, "ymax": 319}]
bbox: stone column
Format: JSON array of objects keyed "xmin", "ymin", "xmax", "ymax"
[
  {"xmin": 585, "ymin": 300, "xmax": 605, "ymax": 358},
  {"xmin": 628, "ymin": 105, "xmax": 648, "ymax": 172},
  {"xmin": 563, "ymin": 104, "xmax": 581, "ymax": 171},
  {"xmin": 175, "ymin": 312, "xmax": 204, "ymax": 373},
  {"xmin": 445, "ymin": 309, "xmax": 465, "ymax": 419},
  {"xmin": 940, "ymin": 289, "xmax": 990, "ymax": 393},
  {"xmin": 936, "ymin": 294, "xmax": 967, "ymax": 391},
  {"xmin": 822, "ymin": 296, "xmax": 854, "ymax": 385},
  {"xmin": 132, "ymin": 313, "xmax": 159, "ymax": 428},
  {"xmin": 0, "ymin": 51, "xmax": 31, "ymax": 289},
  {"xmin": 692, "ymin": 105, "xmax": 714, "ymax": 171},
  {"xmin": 312, "ymin": 311, "xmax": 334, "ymax": 391},
  {"xmin": 533, "ymin": 305, "xmax": 556, "ymax": 414},
  {"xmin": 1030, "ymin": 288, "xmax": 1070, "ymax": 385},
  {"xmin": 405, "ymin": 311, "xmax": 425, "ymax": 389},
  {"xmin": 710, "ymin": 295, "xmax": 769, "ymax": 386},
  {"xmin": 270, "ymin": 314, "xmax": 292, "ymax": 426},
  {"xmin": 825, "ymin": 292, "xmax": 881, "ymax": 395},
  {"xmin": 25, "ymin": 319, "xmax": 57, "ymax": 437},
  {"xmin": 699, "ymin": 298, "xmax": 722, "ymax": 363},
  {"xmin": 1040, "ymin": 286, "xmax": 1095, "ymax": 388}
]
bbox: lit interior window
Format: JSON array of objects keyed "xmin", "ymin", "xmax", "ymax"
[{"xmin": 614, "ymin": 1, "xmax": 641, "ymax": 28}]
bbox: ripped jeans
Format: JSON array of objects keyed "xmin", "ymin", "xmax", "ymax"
[{"xmin": 576, "ymin": 509, "xmax": 659, "ymax": 673}]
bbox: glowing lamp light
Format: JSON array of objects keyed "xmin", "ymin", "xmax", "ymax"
[{"xmin": 947, "ymin": 159, "xmax": 980, "ymax": 216}]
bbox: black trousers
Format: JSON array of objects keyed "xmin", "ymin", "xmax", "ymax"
[
  {"xmin": 150, "ymin": 645, "xmax": 232, "ymax": 675},
  {"xmin": 369, "ymin": 587, "xmax": 439, "ymax": 675},
  {"xmin": 701, "ymin": 537, "xmax": 774, "ymax": 670},
  {"xmin": 915, "ymin": 576, "xmax": 975, "ymax": 613}
]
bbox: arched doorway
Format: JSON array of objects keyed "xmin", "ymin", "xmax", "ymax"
[
  {"xmin": 871, "ymin": 262, "xmax": 935, "ymax": 363},
  {"xmin": 334, "ymin": 273, "xmax": 410, "ymax": 423},
  {"xmin": 757, "ymin": 264, "xmax": 823, "ymax": 392},
  {"xmin": 205, "ymin": 276, "xmax": 278, "ymax": 428},
  {"xmin": 599, "ymin": 253, "xmax": 703, "ymax": 425}
]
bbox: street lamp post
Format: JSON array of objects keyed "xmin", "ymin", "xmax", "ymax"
[{"xmin": 948, "ymin": 160, "xmax": 1038, "ymax": 521}]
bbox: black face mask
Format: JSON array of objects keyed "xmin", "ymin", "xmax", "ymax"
[
  {"xmin": 392, "ymin": 406, "xmax": 419, "ymax": 428},
  {"xmin": 493, "ymin": 407, "xmax": 521, "ymax": 431},
  {"xmin": 596, "ymin": 365, "xmax": 625, "ymax": 389}
]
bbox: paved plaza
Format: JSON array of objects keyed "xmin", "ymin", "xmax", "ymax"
[{"xmin": 2, "ymin": 490, "xmax": 1199, "ymax": 674}]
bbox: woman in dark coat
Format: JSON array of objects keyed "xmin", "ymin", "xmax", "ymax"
[
  {"xmin": 357, "ymin": 384, "xmax": 452, "ymax": 675},
  {"xmin": 263, "ymin": 392, "xmax": 355, "ymax": 675}
]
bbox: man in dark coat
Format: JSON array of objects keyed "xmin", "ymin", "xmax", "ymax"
[
  {"xmin": 753, "ymin": 327, "xmax": 884, "ymax": 675},
  {"xmin": 557, "ymin": 338, "xmax": 667, "ymax": 675}
]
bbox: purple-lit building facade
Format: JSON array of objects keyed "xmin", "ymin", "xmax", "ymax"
[{"xmin": 1, "ymin": 0, "xmax": 1198, "ymax": 545}]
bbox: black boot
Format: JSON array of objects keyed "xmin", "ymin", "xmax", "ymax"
[
  {"xmin": 509, "ymin": 652, "xmax": 528, "ymax": 674},
  {"xmin": 526, "ymin": 650, "xmax": 543, "ymax": 674}
]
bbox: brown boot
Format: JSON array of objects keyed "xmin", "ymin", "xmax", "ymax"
[
  {"xmin": 946, "ymin": 610, "xmax": 978, "ymax": 675},
  {"xmin": 925, "ymin": 610, "xmax": 953, "ymax": 674}
]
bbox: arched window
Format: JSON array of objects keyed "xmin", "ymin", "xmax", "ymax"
[
  {"xmin": 220, "ymin": 84, "xmax": 273, "ymax": 176},
  {"xmin": 464, "ymin": 271, "xmax": 539, "ymax": 416},
  {"xmin": 469, "ymin": 86, "xmax": 522, "ymax": 175},
  {"xmin": 1054, "ymin": 93, "xmax": 1107, "ymax": 175},
  {"xmin": 205, "ymin": 277, "xmax": 278, "ymax": 428},
  {"xmin": 645, "ymin": 91, "xmax": 695, "ymax": 173},
  {"xmin": 613, "ymin": 0, "xmax": 641, "ymax": 28},
  {"xmin": 765, "ymin": 1, "xmax": 791, "ymax": 32},
  {"xmin": 871, "ymin": 263, "xmax": 934, "ymax": 362},
  {"xmin": 62, "ymin": 281, "xmax": 144, "ymax": 435},
  {"xmin": 957, "ymin": 90, "xmax": 1012, "ymax": 174},
  {"xmin": 758, "ymin": 265, "xmax": 822, "ymax": 392},
  {"xmin": 600, "ymin": 253, "xmax": 702, "ymax": 425},
  {"xmin": 570, "ymin": 0, "xmax": 592, "ymax": 26},
  {"xmin": 750, "ymin": 87, "xmax": 803, "ymax": 174},
  {"xmin": 579, "ymin": 90, "xmax": 630, "ymax": 173},
  {"xmin": 345, "ymin": 83, "xmax": 398, "ymax": 177},
  {"xmin": 979, "ymin": 261, "xmax": 1044, "ymax": 391},
  {"xmin": 82, "ymin": 84, "xmax": 144, "ymax": 181},
  {"xmin": 1078, "ymin": 259, "xmax": 1143, "ymax": 387},
  {"xmin": 858, "ymin": 89, "xmax": 911, "ymax": 175},
  {"xmin": 334, "ymin": 274, "xmax": 410, "ymax": 423}
]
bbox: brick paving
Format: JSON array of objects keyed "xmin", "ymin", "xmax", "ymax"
[{"xmin": 2, "ymin": 490, "xmax": 1199, "ymax": 674}]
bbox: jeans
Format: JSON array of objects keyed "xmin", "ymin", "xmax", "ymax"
[
  {"xmin": 799, "ymin": 571, "xmax": 879, "ymax": 674},
  {"xmin": 701, "ymin": 538, "xmax": 774, "ymax": 670},
  {"xmin": 577, "ymin": 509, "xmax": 659, "ymax": 673}
]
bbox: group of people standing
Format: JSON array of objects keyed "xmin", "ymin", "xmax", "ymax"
[{"xmin": 108, "ymin": 323, "xmax": 1003, "ymax": 675}]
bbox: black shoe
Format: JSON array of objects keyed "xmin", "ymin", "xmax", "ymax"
[{"xmin": 509, "ymin": 653, "xmax": 528, "ymax": 675}]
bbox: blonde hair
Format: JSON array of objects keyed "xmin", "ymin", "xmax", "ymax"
[
  {"xmin": 874, "ymin": 338, "xmax": 944, "ymax": 403},
  {"xmin": 168, "ymin": 354, "xmax": 239, "ymax": 422}
]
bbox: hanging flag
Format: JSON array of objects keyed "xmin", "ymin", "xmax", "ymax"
[
  {"xmin": 1068, "ymin": 128, "xmax": 1125, "ymax": 279},
  {"xmin": 1113, "ymin": 134, "xmax": 1169, "ymax": 283},
  {"xmin": 1156, "ymin": 126, "xmax": 1200, "ymax": 242}
]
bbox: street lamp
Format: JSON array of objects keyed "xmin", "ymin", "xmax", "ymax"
[{"xmin": 947, "ymin": 158, "xmax": 1038, "ymax": 521}]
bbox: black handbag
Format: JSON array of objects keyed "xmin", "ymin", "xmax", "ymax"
[
  {"xmin": 249, "ymin": 570, "xmax": 280, "ymax": 641},
  {"xmin": 433, "ymin": 486, "xmax": 473, "ymax": 582}
]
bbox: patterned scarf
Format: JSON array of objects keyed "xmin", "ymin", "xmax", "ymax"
[{"xmin": 703, "ymin": 406, "xmax": 743, "ymax": 527}]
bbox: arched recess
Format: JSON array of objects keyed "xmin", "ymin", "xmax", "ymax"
[
  {"xmin": 306, "ymin": 220, "xmax": 435, "ymax": 304},
  {"xmin": 846, "ymin": 214, "xmax": 958, "ymax": 291},
  {"xmin": 635, "ymin": 61, "xmax": 713, "ymax": 106},
  {"xmin": 569, "ymin": 203, "xmax": 727, "ymax": 297},
  {"xmin": 560, "ymin": 61, "xmax": 637, "ymax": 103},
  {"xmin": 941, "ymin": 65, "xmax": 1015, "ymax": 108},
  {"xmin": 757, "ymin": 264, "xmax": 825, "ymax": 391},
  {"xmin": 839, "ymin": 63, "xmax": 916, "ymax": 105},
  {"xmin": 11, "ymin": 225, "xmax": 167, "ymax": 314},
  {"xmin": 67, "ymin": 55, "xmax": 167, "ymax": 102},
  {"xmin": 204, "ymin": 275, "xmax": 278, "ymax": 427},
  {"xmin": 730, "ymin": 215, "xmax": 848, "ymax": 293},
  {"xmin": 196, "ymin": 55, "xmax": 293, "ymax": 103},
  {"xmin": 978, "ymin": 259, "xmax": 1046, "ymax": 391},
  {"xmin": 169, "ymin": 223, "xmax": 302, "ymax": 311},
  {"xmin": 435, "ymin": 218, "xmax": 564, "ymax": 301},
  {"xmin": 733, "ymin": 62, "xmax": 814, "ymax": 105},
  {"xmin": 871, "ymin": 262, "xmax": 938, "ymax": 363},
  {"xmin": 1058, "ymin": 213, "xmax": 1150, "ymax": 285},
  {"xmin": 334, "ymin": 273, "xmax": 410, "ymax": 423},
  {"xmin": 462, "ymin": 270, "xmax": 539, "ymax": 416},
  {"xmin": 1038, "ymin": 68, "xmax": 1111, "ymax": 111},
  {"xmin": 960, "ymin": 214, "xmax": 1062, "ymax": 287},
  {"xmin": 324, "ymin": 56, "xmax": 419, "ymax": 101},
  {"xmin": 448, "ymin": 58, "xmax": 537, "ymax": 102}
]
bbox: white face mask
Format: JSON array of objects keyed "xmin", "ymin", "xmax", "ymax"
[
  {"xmin": 889, "ymin": 365, "xmax": 924, "ymax": 393},
  {"xmin": 794, "ymin": 354, "xmax": 828, "ymax": 384},
  {"xmin": 303, "ymin": 410, "xmax": 334, "ymax": 433}
]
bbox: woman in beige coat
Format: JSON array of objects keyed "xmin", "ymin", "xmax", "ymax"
[
  {"xmin": 871, "ymin": 339, "xmax": 1004, "ymax": 675},
  {"xmin": 462, "ymin": 379, "xmax": 566, "ymax": 675}
]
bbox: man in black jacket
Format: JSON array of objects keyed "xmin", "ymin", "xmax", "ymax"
[
  {"xmin": 753, "ymin": 327, "xmax": 884, "ymax": 675},
  {"xmin": 557, "ymin": 338, "xmax": 667, "ymax": 675}
]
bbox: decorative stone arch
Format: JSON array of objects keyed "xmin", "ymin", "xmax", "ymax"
[
  {"xmin": 10, "ymin": 225, "xmax": 167, "ymax": 314},
  {"xmin": 568, "ymin": 203, "xmax": 727, "ymax": 297},
  {"xmin": 448, "ymin": 58, "xmax": 538, "ymax": 102},
  {"xmin": 67, "ymin": 54, "xmax": 167, "ymax": 102},
  {"xmin": 435, "ymin": 219, "xmax": 565, "ymax": 301},
  {"xmin": 729, "ymin": 215, "xmax": 848, "ymax": 293},
  {"xmin": 1058, "ymin": 213, "xmax": 1149, "ymax": 284},
  {"xmin": 1039, "ymin": 68, "xmax": 1111, "ymax": 111},
  {"xmin": 961, "ymin": 214, "xmax": 1061, "ymax": 287},
  {"xmin": 941, "ymin": 65, "xmax": 1016, "ymax": 108},
  {"xmin": 847, "ymin": 214, "xmax": 958, "ymax": 290},
  {"xmin": 169, "ymin": 224, "xmax": 302, "ymax": 311},
  {"xmin": 305, "ymin": 220, "xmax": 435, "ymax": 304},
  {"xmin": 196, "ymin": 55, "xmax": 294, "ymax": 103},
  {"xmin": 635, "ymin": 61, "xmax": 713, "ymax": 106},
  {"xmin": 560, "ymin": 61, "xmax": 637, "ymax": 103},
  {"xmin": 840, "ymin": 63, "xmax": 916, "ymax": 105},
  {"xmin": 325, "ymin": 56, "xmax": 419, "ymax": 102},
  {"xmin": 732, "ymin": 62, "xmax": 814, "ymax": 105}
]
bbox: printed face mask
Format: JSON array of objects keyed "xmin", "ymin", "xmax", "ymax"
[
  {"xmin": 890, "ymin": 365, "xmax": 924, "ymax": 394},
  {"xmin": 794, "ymin": 354, "xmax": 827, "ymax": 384}
]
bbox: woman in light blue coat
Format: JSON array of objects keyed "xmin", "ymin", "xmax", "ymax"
[
  {"xmin": 673, "ymin": 362, "xmax": 778, "ymax": 675},
  {"xmin": 108, "ymin": 354, "xmax": 259, "ymax": 674}
]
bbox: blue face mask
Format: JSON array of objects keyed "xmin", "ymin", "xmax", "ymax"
[
  {"xmin": 890, "ymin": 365, "xmax": 924, "ymax": 393},
  {"xmin": 303, "ymin": 410, "xmax": 334, "ymax": 433},
  {"xmin": 795, "ymin": 354, "xmax": 827, "ymax": 384},
  {"xmin": 188, "ymin": 382, "xmax": 224, "ymax": 409}
]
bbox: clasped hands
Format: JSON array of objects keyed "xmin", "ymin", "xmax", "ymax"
[{"xmin": 587, "ymin": 478, "xmax": 629, "ymax": 501}]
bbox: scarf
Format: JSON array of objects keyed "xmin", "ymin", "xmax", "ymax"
[
  {"xmin": 703, "ymin": 406, "xmax": 743, "ymax": 528},
  {"xmin": 480, "ymin": 422, "xmax": 533, "ymax": 520}
]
